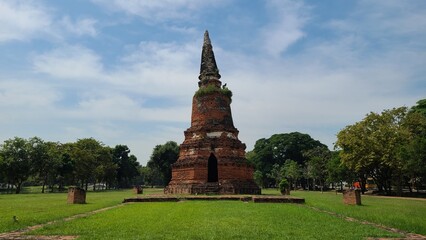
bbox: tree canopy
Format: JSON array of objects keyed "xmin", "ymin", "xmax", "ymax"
[
  {"xmin": 0, "ymin": 137, "xmax": 141, "ymax": 193},
  {"xmin": 247, "ymin": 132, "xmax": 327, "ymax": 188},
  {"xmin": 147, "ymin": 141, "xmax": 179, "ymax": 186},
  {"xmin": 336, "ymin": 105, "xmax": 426, "ymax": 195}
]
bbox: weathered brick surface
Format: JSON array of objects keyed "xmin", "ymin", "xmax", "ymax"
[
  {"xmin": 133, "ymin": 186, "xmax": 143, "ymax": 194},
  {"xmin": 67, "ymin": 187, "xmax": 86, "ymax": 204},
  {"xmin": 165, "ymin": 31, "xmax": 260, "ymax": 195},
  {"xmin": 343, "ymin": 189, "xmax": 361, "ymax": 205}
]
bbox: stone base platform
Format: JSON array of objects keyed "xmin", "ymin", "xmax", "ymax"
[
  {"xmin": 123, "ymin": 195, "xmax": 305, "ymax": 204},
  {"xmin": 165, "ymin": 180, "xmax": 261, "ymax": 195}
]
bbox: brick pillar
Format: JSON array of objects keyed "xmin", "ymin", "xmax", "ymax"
[
  {"xmin": 133, "ymin": 186, "xmax": 143, "ymax": 194},
  {"xmin": 67, "ymin": 187, "xmax": 86, "ymax": 204},
  {"xmin": 343, "ymin": 189, "xmax": 361, "ymax": 205}
]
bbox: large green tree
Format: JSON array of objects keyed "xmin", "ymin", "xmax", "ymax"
[
  {"xmin": 303, "ymin": 146, "xmax": 331, "ymax": 192},
  {"xmin": 0, "ymin": 137, "xmax": 32, "ymax": 193},
  {"xmin": 113, "ymin": 145, "xmax": 140, "ymax": 188},
  {"xmin": 336, "ymin": 107, "xmax": 409, "ymax": 195},
  {"xmin": 71, "ymin": 138, "xmax": 114, "ymax": 190},
  {"xmin": 399, "ymin": 104, "xmax": 426, "ymax": 192},
  {"xmin": 327, "ymin": 151, "xmax": 355, "ymax": 191},
  {"xmin": 410, "ymin": 99, "xmax": 426, "ymax": 116},
  {"xmin": 248, "ymin": 132, "xmax": 327, "ymax": 188},
  {"xmin": 27, "ymin": 137, "xmax": 52, "ymax": 193},
  {"xmin": 147, "ymin": 141, "xmax": 179, "ymax": 186}
]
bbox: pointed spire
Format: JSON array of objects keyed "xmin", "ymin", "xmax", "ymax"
[{"xmin": 199, "ymin": 30, "xmax": 221, "ymax": 80}]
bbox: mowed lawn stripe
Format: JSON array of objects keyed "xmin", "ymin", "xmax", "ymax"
[
  {"xmin": 289, "ymin": 191, "xmax": 426, "ymax": 235},
  {"xmin": 0, "ymin": 190, "xmax": 133, "ymax": 233},
  {"xmin": 30, "ymin": 201, "xmax": 400, "ymax": 240}
]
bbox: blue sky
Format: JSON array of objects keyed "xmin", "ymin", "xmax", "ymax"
[{"xmin": 1, "ymin": 0, "xmax": 425, "ymax": 165}]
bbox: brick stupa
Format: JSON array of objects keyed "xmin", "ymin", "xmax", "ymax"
[{"xmin": 165, "ymin": 31, "xmax": 261, "ymax": 195}]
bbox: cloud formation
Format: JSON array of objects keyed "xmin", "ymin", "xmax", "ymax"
[
  {"xmin": 0, "ymin": 0, "xmax": 424, "ymax": 164},
  {"xmin": 0, "ymin": 1, "xmax": 51, "ymax": 42},
  {"xmin": 260, "ymin": 0, "xmax": 309, "ymax": 56}
]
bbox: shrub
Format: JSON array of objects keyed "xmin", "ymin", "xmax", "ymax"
[
  {"xmin": 195, "ymin": 84, "xmax": 233, "ymax": 101},
  {"xmin": 279, "ymin": 179, "xmax": 289, "ymax": 195}
]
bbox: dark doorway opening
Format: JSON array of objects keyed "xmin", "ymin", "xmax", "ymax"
[{"xmin": 208, "ymin": 154, "xmax": 218, "ymax": 182}]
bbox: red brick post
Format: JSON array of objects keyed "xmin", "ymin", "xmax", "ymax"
[
  {"xmin": 67, "ymin": 187, "xmax": 86, "ymax": 204},
  {"xmin": 343, "ymin": 189, "xmax": 361, "ymax": 205},
  {"xmin": 133, "ymin": 186, "xmax": 143, "ymax": 194}
]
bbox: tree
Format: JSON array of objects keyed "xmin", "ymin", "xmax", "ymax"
[
  {"xmin": 147, "ymin": 141, "xmax": 179, "ymax": 186},
  {"xmin": 253, "ymin": 170, "xmax": 264, "ymax": 188},
  {"xmin": 113, "ymin": 145, "xmax": 140, "ymax": 188},
  {"xmin": 93, "ymin": 146, "xmax": 116, "ymax": 190},
  {"xmin": 0, "ymin": 137, "xmax": 32, "ymax": 193},
  {"xmin": 399, "ymin": 108, "xmax": 426, "ymax": 192},
  {"xmin": 249, "ymin": 132, "xmax": 327, "ymax": 187},
  {"xmin": 336, "ymin": 107, "xmax": 409, "ymax": 195},
  {"xmin": 27, "ymin": 137, "xmax": 55, "ymax": 193},
  {"xmin": 55, "ymin": 143, "xmax": 76, "ymax": 190},
  {"xmin": 282, "ymin": 160, "xmax": 301, "ymax": 190},
  {"xmin": 247, "ymin": 139, "xmax": 273, "ymax": 187},
  {"xmin": 266, "ymin": 163, "xmax": 282, "ymax": 187},
  {"xmin": 71, "ymin": 138, "xmax": 113, "ymax": 190},
  {"xmin": 303, "ymin": 146, "xmax": 331, "ymax": 192},
  {"xmin": 140, "ymin": 166, "xmax": 163, "ymax": 187},
  {"xmin": 410, "ymin": 99, "xmax": 426, "ymax": 116},
  {"xmin": 327, "ymin": 151, "xmax": 355, "ymax": 191}
]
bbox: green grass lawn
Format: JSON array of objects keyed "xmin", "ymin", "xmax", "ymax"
[
  {"xmin": 1, "ymin": 188, "xmax": 424, "ymax": 239},
  {"xmin": 0, "ymin": 189, "xmax": 134, "ymax": 233},
  {"xmin": 31, "ymin": 201, "xmax": 399, "ymax": 240},
  {"xmin": 288, "ymin": 190, "xmax": 426, "ymax": 235}
]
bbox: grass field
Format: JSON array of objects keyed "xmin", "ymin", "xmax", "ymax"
[
  {"xmin": 290, "ymin": 190, "xmax": 426, "ymax": 236},
  {"xmin": 1, "ymin": 188, "xmax": 425, "ymax": 239},
  {"xmin": 0, "ymin": 189, "xmax": 134, "ymax": 233}
]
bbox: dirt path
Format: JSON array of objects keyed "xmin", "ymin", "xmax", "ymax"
[
  {"xmin": 0, "ymin": 204, "xmax": 123, "ymax": 240},
  {"xmin": 303, "ymin": 205, "xmax": 426, "ymax": 240}
]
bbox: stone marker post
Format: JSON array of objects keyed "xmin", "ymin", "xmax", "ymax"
[
  {"xmin": 133, "ymin": 186, "xmax": 143, "ymax": 194},
  {"xmin": 67, "ymin": 187, "xmax": 86, "ymax": 204},
  {"xmin": 343, "ymin": 189, "xmax": 361, "ymax": 205}
]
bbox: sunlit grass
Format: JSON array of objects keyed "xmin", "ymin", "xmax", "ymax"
[
  {"xmin": 31, "ymin": 201, "xmax": 399, "ymax": 240},
  {"xmin": 0, "ymin": 190, "xmax": 134, "ymax": 233},
  {"xmin": 2, "ymin": 188, "xmax": 424, "ymax": 239},
  {"xmin": 265, "ymin": 189, "xmax": 426, "ymax": 235}
]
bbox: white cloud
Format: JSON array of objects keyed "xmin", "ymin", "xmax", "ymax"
[
  {"xmin": 1, "ymin": 0, "xmax": 425, "ymax": 165},
  {"xmin": 0, "ymin": 1, "xmax": 51, "ymax": 42},
  {"xmin": 107, "ymin": 41, "xmax": 200, "ymax": 99},
  {"xmin": 91, "ymin": 0, "xmax": 228, "ymax": 22},
  {"xmin": 260, "ymin": 0, "xmax": 309, "ymax": 56},
  {"xmin": 60, "ymin": 16, "xmax": 98, "ymax": 37},
  {"xmin": 216, "ymin": 1, "xmax": 425, "ymax": 151},
  {"xmin": 33, "ymin": 45, "xmax": 104, "ymax": 80},
  {"xmin": 0, "ymin": 80, "xmax": 59, "ymax": 108}
]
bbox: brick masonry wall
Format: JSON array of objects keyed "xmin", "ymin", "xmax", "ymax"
[
  {"xmin": 67, "ymin": 187, "xmax": 86, "ymax": 204},
  {"xmin": 166, "ymin": 76, "xmax": 260, "ymax": 194},
  {"xmin": 343, "ymin": 189, "xmax": 361, "ymax": 205}
]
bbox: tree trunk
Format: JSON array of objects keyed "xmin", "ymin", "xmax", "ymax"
[
  {"xmin": 396, "ymin": 174, "xmax": 403, "ymax": 197},
  {"xmin": 15, "ymin": 182, "xmax": 22, "ymax": 194},
  {"xmin": 41, "ymin": 176, "xmax": 48, "ymax": 193}
]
